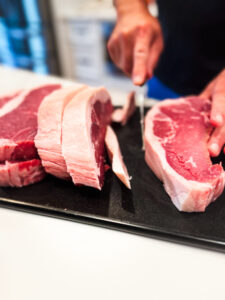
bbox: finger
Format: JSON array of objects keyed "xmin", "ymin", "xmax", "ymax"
[
  {"xmin": 119, "ymin": 31, "xmax": 133, "ymax": 76},
  {"xmin": 146, "ymin": 33, "xmax": 164, "ymax": 79},
  {"xmin": 208, "ymin": 124, "xmax": 225, "ymax": 157},
  {"xmin": 132, "ymin": 26, "xmax": 152, "ymax": 85},
  {"xmin": 210, "ymin": 70, "xmax": 225, "ymax": 127},
  {"xmin": 107, "ymin": 35, "xmax": 121, "ymax": 68}
]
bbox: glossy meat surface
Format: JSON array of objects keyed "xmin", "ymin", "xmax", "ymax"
[
  {"xmin": 35, "ymin": 85, "xmax": 86, "ymax": 179},
  {"xmin": 144, "ymin": 97, "xmax": 225, "ymax": 212}
]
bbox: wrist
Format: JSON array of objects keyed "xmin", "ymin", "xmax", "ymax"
[{"xmin": 114, "ymin": 0, "xmax": 149, "ymax": 18}]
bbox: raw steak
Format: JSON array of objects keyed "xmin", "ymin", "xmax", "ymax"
[
  {"xmin": 0, "ymin": 84, "xmax": 61, "ymax": 162},
  {"xmin": 144, "ymin": 97, "xmax": 225, "ymax": 212},
  {"xmin": 62, "ymin": 87, "xmax": 113, "ymax": 190},
  {"xmin": 35, "ymin": 85, "xmax": 86, "ymax": 179},
  {"xmin": 0, "ymin": 159, "xmax": 45, "ymax": 187},
  {"xmin": 0, "ymin": 91, "xmax": 21, "ymax": 108},
  {"xmin": 105, "ymin": 126, "xmax": 131, "ymax": 189},
  {"xmin": 112, "ymin": 91, "xmax": 136, "ymax": 125}
]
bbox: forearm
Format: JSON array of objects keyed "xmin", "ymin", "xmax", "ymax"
[
  {"xmin": 108, "ymin": 0, "xmax": 163, "ymax": 85},
  {"xmin": 113, "ymin": 0, "xmax": 149, "ymax": 17}
]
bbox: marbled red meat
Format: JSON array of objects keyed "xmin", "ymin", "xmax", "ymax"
[
  {"xmin": 0, "ymin": 159, "xmax": 45, "ymax": 187},
  {"xmin": 144, "ymin": 97, "xmax": 225, "ymax": 212},
  {"xmin": 62, "ymin": 87, "xmax": 113, "ymax": 189},
  {"xmin": 0, "ymin": 91, "xmax": 21, "ymax": 108},
  {"xmin": 0, "ymin": 85, "xmax": 61, "ymax": 162}
]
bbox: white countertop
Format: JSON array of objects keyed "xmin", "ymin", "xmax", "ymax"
[{"xmin": 0, "ymin": 66, "xmax": 225, "ymax": 300}]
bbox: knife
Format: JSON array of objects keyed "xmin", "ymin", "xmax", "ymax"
[{"xmin": 136, "ymin": 85, "xmax": 145, "ymax": 150}]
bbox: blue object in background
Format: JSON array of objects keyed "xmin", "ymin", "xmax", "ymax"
[
  {"xmin": 22, "ymin": 0, "xmax": 48, "ymax": 74},
  {"xmin": 0, "ymin": 19, "xmax": 15, "ymax": 66},
  {"xmin": 0, "ymin": 0, "xmax": 60, "ymax": 75},
  {"xmin": 147, "ymin": 76, "xmax": 180, "ymax": 100}
]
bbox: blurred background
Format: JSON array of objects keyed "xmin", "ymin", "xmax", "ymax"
[{"xmin": 0, "ymin": 0, "xmax": 157, "ymax": 91}]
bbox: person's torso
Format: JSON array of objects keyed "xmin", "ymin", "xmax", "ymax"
[{"xmin": 155, "ymin": 0, "xmax": 225, "ymax": 95}]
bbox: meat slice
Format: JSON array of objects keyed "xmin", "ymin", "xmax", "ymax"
[
  {"xmin": 62, "ymin": 87, "xmax": 113, "ymax": 190},
  {"xmin": 35, "ymin": 85, "xmax": 86, "ymax": 179},
  {"xmin": 144, "ymin": 97, "xmax": 225, "ymax": 212},
  {"xmin": 0, "ymin": 84, "xmax": 61, "ymax": 162},
  {"xmin": 0, "ymin": 91, "xmax": 21, "ymax": 108},
  {"xmin": 105, "ymin": 126, "xmax": 131, "ymax": 189},
  {"xmin": 0, "ymin": 159, "xmax": 45, "ymax": 187},
  {"xmin": 112, "ymin": 91, "xmax": 136, "ymax": 125}
]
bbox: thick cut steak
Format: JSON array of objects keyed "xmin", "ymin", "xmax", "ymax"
[
  {"xmin": 0, "ymin": 84, "xmax": 61, "ymax": 162},
  {"xmin": 144, "ymin": 97, "xmax": 225, "ymax": 212},
  {"xmin": 0, "ymin": 91, "xmax": 21, "ymax": 108},
  {"xmin": 0, "ymin": 159, "xmax": 45, "ymax": 187},
  {"xmin": 35, "ymin": 85, "xmax": 86, "ymax": 179},
  {"xmin": 62, "ymin": 87, "xmax": 113, "ymax": 190}
]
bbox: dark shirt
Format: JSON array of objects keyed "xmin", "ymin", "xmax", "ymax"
[{"xmin": 155, "ymin": 0, "xmax": 225, "ymax": 95}]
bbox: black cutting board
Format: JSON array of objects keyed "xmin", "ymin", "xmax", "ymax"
[{"xmin": 1, "ymin": 108, "xmax": 225, "ymax": 252}]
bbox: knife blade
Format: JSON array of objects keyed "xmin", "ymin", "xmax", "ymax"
[{"xmin": 136, "ymin": 85, "xmax": 145, "ymax": 150}]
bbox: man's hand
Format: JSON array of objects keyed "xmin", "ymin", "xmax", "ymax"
[
  {"xmin": 200, "ymin": 69, "xmax": 225, "ymax": 156},
  {"xmin": 107, "ymin": 0, "xmax": 163, "ymax": 85}
]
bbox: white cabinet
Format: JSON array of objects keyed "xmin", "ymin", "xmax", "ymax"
[{"xmin": 67, "ymin": 19, "xmax": 104, "ymax": 80}]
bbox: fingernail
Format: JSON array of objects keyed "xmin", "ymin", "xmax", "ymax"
[
  {"xmin": 209, "ymin": 143, "xmax": 219, "ymax": 156},
  {"xmin": 215, "ymin": 115, "xmax": 223, "ymax": 126},
  {"xmin": 133, "ymin": 75, "xmax": 143, "ymax": 85}
]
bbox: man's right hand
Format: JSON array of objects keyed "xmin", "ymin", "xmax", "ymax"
[{"xmin": 107, "ymin": 0, "xmax": 164, "ymax": 86}]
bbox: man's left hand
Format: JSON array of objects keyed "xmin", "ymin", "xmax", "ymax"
[{"xmin": 200, "ymin": 69, "xmax": 225, "ymax": 157}]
